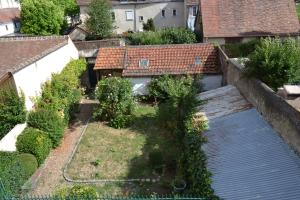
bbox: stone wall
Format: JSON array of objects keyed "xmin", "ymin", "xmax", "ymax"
[{"xmin": 219, "ymin": 47, "xmax": 300, "ymax": 154}]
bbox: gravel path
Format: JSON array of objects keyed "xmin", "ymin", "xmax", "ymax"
[{"xmin": 28, "ymin": 98, "xmax": 96, "ymax": 196}]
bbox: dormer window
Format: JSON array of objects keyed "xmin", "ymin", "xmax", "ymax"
[
  {"xmin": 195, "ymin": 57, "xmax": 202, "ymax": 65},
  {"xmin": 139, "ymin": 59, "xmax": 149, "ymax": 68}
]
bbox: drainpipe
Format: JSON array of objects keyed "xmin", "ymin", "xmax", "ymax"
[{"xmin": 134, "ymin": 4, "xmax": 137, "ymax": 32}]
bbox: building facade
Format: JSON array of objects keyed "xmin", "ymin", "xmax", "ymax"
[
  {"xmin": 0, "ymin": 8, "xmax": 20, "ymax": 37},
  {"xmin": 77, "ymin": 0, "xmax": 198, "ymax": 34}
]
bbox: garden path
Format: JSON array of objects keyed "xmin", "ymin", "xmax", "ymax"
[{"xmin": 28, "ymin": 98, "xmax": 97, "ymax": 195}]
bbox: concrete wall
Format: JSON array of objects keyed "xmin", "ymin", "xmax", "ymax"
[
  {"xmin": 0, "ymin": 21, "xmax": 20, "ymax": 37},
  {"xmin": 0, "ymin": 0, "xmax": 20, "ymax": 8},
  {"xmin": 80, "ymin": 2, "xmax": 185, "ymax": 34},
  {"xmin": 221, "ymin": 54, "xmax": 300, "ymax": 154},
  {"xmin": 0, "ymin": 123, "xmax": 26, "ymax": 152},
  {"xmin": 13, "ymin": 38, "xmax": 79, "ymax": 110}
]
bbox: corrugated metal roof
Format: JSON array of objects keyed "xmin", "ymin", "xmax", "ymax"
[{"xmin": 203, "ymin": 108, "xmax": 300, "ymax": 200}]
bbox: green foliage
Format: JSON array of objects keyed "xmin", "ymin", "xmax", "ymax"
[
  {"xmin": 245, "ymin": 37, "xmax": 300, "ymax": 90},
  {"xmin": 86, "ymin": 0, "xmax": 114, "ymax": 38},
  {"xmin": 21, "ymin": 0, "xmax": 64, "ymax": 35},
  {"xmin": 0, "ymin": 152, "xmax": 38, "ymax": 195},
  {"xmin": 55, "ymin": 185, "xmax": 98, "ymax": 199},
  {"xmin": 27, "ymin": 109, "xmax": 65, "ymax": 148},
  {"xmin": 149, "ymin": 150, "xmax": 164, "ymax": 172},
  {"xmin": 224, "ymin": 39, "xmax": 261, "ymax": 58},
  {"xmin": 36, "ymin": 59, "xmax": 86, "ymax": 123},
  {"xmin": 148, "ymin": 75, "xmax": 194, "ymax": 103},
  {"xmin": 0, "ymin": 89, "xmax": 26, "ymax": 139},
  {"xmin": 94, "ymin": 77, "xmax": 135, "ymax": 128},
  {"xmin": 297, "ymin": 4, "xmax": 300, "ymax": 20},
  {"xmin": 127, "ymin": 28, "xmax": 196, "ymax": 45},
  {"xmin": 52, "ymin": 0, "xmax": 79, "ymax": 17},
  {"xmin": 16, "ymin": 127, "xmax": 52, "ymax": 165},
  {"xmin": 143, "ymin": 18, "xmax": 155, "ymax": 31}
]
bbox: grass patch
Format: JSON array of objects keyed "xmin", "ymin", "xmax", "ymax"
[{"xmin": 66, "ymin": 104, "xmax": 178, "ymax": 195}]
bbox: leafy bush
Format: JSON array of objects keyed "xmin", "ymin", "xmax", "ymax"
[
  {"xmin": 149, "ymin": 150, "xmax": 164, "ymax": 173},
  {"xmin": 94, "ymin": 77, "xmax": 135, "ymax": 128},
  {"xmin": 16, "ymin": 127, "xmax": 52, "ymax": 165},
  {"xmin": 148, "ymin": 75, "xmax": 194, "ymax": 103},
  {"xmin": 143, "ymin": 18, "xmax": 155, "ymax": 31},
  {"xmin": 224, "ymin": 39, "xmax": 260, "ymax": 58},
  {"xmin": 127, "ymin": 28, "xmax": 196, "ymax": 45},
  {"xmin": 0, "ymin": 152, "xmax": 38, "ymax": 195},
  {"xmin": 245, "ymin": 37, "xmax": 300, "ymax": 90},
  {"xmin": 37, "ymin": 59, "xmax": 86, "ymax": 123},
  {"xmin": 0, "ymin": 90, "xmax": 26, "ymax": 139},
  {"xmin": 27, "ymin": 109, "xmax": 65, "ymax": 147},
  {"xmin": 55, "ymin": 185, "xmax": 98, "ymax": 199}
]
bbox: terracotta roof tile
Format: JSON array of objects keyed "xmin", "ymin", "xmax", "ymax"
[
  {"xmin": 200, "ymin": 0, "xmax": 300, "ymax": 38},
  {"xmin": 0, "ymin": 8, "xmax": 20, "ymax": 23},
  {"xmin": 94, "ymin": 43, "xmax": 221, "ymax": 76}
]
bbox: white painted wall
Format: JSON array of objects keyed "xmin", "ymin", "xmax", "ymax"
[
  {"xmin": 0, "ymin": 21, "xmax": 20, "ymax": 36},
  {"xmin": 80, "ymin": 2, "xmax": 185, "ymax": 34},
  {"xmin": 13, "ymin": 38, "xmax": 79, "ymax": 110},
  {"xmin": 130, "ymin": 77, "xmax": 152, "ymax": 95},
  {"xmin": 200, "ymin": 75, "xmax": 223, "ymax": 91},
  {"xmin": 0, "ymin": 123, "xmax": 26, "ymax": 152},
  {"xmin": 130, "ymin": 75, "xmax": 222, "ymax": 95},
  {"xmin": 0, "ymin": 0, "xmax": 20, "ymax": 8}
]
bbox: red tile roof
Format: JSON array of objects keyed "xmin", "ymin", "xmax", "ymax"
[
  {"xmin": 94, "ymin": 43, "xmax": 220, "ymax": 76},
  {"xmin": 186, "ymin": 0, "xmax": 199, "ymax": 5},
  {"xmin": 200, "ymin": 0, "xmax": 300, "ymax": 38},
  {"xmin": 0, "ymin": 8, "xmax": 20, "ymax": 23}
]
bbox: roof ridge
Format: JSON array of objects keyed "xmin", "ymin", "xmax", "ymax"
[
  {"xmin": 0, "ymin": 35, "xmax": 69, "ymax": 42},
  {"xmin": 98, "ymin": 43, "xmax": 213, "ymax": 49}
]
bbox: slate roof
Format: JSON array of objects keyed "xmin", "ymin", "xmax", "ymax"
[
  {"xmin": 94, "ymin": 43, "xmax": 220, "ymax": 76},
  {"xmin": 0, "ymin": 8, "xmax": 20, "ymax": 23},
  {"xmin": 0, "ymin": 36, "xmax": 69, "ymax": 81},
  {"xmin": 200, "ymin": 0, "xmax": 300, "ymax": 38}
]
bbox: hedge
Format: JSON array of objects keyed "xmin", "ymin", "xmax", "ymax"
[
  {"xmin": 0, "ymin": 152, "xmax": 38, "ymax": 195},
  {"xmin": 0, "ymin": 89, "xmax": 26, "ymax": 139},
  {"xmin": 27, "ymin": 109, "xmax": 65, "ymax": 148},
  {"xmin": 16, "ymin": 127, "xmax": 52, "ymax": 165},
  {"xmin": 55, "ymin": 185, "xmax": 98, "ymax": 199}
]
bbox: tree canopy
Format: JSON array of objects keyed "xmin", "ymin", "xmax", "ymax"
[{"xmin": 86, "ymin": 0, "xmax": 114, "ymax": 38}]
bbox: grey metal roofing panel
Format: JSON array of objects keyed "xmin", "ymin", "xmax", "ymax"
[{"xmin": 203, "ymin": 108, "xmax": 300, "ymax": 200}]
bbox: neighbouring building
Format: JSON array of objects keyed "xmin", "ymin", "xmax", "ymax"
[
  {"xmin": 0, "ymin": 0, "xmax": 20, "ymax": 9},
  {"xmin": 196, "ymin": 0, "xmax": 300, "ymax": 44},
  {"xmin": 0, "ymin": 36, "xmax": 79, "ymax": 110},
  {"xmin": 94, "ymin": 43, "xmax": 222, "ymax": 94},
  {"xmin": 76, "ymin": 0, "xmax": 198, "ymax": 34},
  {"xmin": 0, "ymin": 8, "xmax": 20, "ymax": 36}
]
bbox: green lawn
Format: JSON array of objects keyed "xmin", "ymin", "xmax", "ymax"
[{"xmin": 66, "ymin": 104, "xmax": 179, "ymax": 195}]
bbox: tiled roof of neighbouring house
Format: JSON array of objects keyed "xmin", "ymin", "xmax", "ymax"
[
  {"xmin": 0, "ymin": 8, "xmax": 20, "ymax": 23},
  {"xmin": 94, "ymin": 43, "xmax": 220, "ymax": 77},
  {"xmin": 0, "ymin": 36, "xmax": 69, "ymax": 81},
  {"xmin": 200, "ymin": 0, "xmax": 300, "ymax": 38}
]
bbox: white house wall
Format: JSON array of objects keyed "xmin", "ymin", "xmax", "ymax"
[
  {"xmin": 0, "ymin": 21, "xmax": 19, "ymax": 37},
  {"xmin": 0, "ymin": 0, "xmax": 20, "ymax": 8},
  {"xmin": 13, "ymin": 38, "xmax": 79, "ymax": 110},
  {"xmin": 130, "ymin": 75, "xmax": 222, "ymax": 95}
]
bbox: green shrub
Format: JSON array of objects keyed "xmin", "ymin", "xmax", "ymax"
[
  {"xmin": 27, "ymin": 109, "xmax": 65, "ymax": 147},
  {"xmin": 127, "ymin": 28, "xmax": 196, "ymax": 45},
  {"xmin": 94, "ymin": 77, "xmax": 135, "ymax": 128},
  {"xmin": 0, "ymin": 152, "xmax": 38, "ymax": 195},
  {"xmin": 37, "ymin": 59, "xmax": 86, "ymax": 122},
  {"xmin": 55, "ymin": 185, "xmax": 98, "ymax": 199},
  {"xmin": 143, "ymin": 18, "xmax": 155, "ymax": 31},
  {"xmin": 0, "ymin": 89, "xmax": 26, "ymax": 139},
  {"xmin": 245, "ymin": 37, "xmax": 300, "ymax": 90},
  {"xmin": 16, "ymin": 127, "xmax": 52, "ymax": 165},
  {"xmin": 224, "ymin": 39, "xmax": 260, "ymax": 58},
  {"xmin": 149, "ymin": 150, "xmax": 164, "ymax": 173}
]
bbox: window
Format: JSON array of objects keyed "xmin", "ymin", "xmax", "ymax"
[
  {"xmin": 139, "ymin": 16, "xmax": 144, "ymax": 22},
  {"xmin": 193, "ymin": 6, "xmax": 197, "ymax": 16},
  {"xmin": 195, "ymin": 57, "xmax": 201, "ymax": 65},
  {"xmin": 161, "ymin": 9, "xmax": 165, "ymax": 18},
  {"xmin": 139, "ymin": 59, "xmax": 149, "ymax": 68},
  {"xmin": 173, "ymin": 9, "xmax": 177, "ymax": 16},
  {"xmin": 125, "ymin": 11, "xmax": 134, "ymax": 21},
  {"xmin": 111, "ymin": 12, "xmax": 115, "ymax": 20}
]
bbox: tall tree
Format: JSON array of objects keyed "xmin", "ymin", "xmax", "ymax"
[
  {"xmin": 21, "ymin": 0, "xmax": 64, "ymax": 35},
  {"xmin": 86, "ymin": 0, "xmax": 114, "ymax": 38}
]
